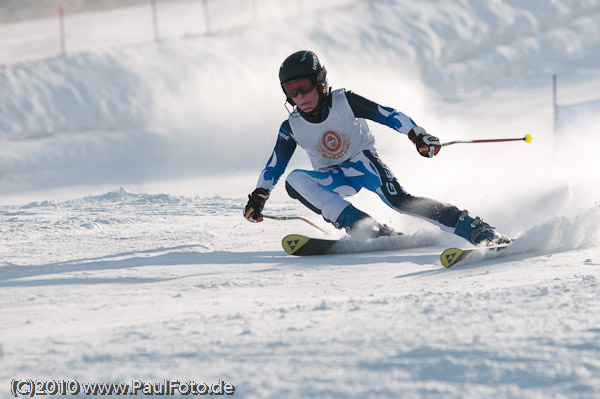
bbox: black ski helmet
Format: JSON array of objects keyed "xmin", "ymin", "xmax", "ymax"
[{"xmin": 279, "ymin": 50, "xmax": 328, "ymax": 105}]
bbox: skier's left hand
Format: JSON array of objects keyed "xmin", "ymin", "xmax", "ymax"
[{"xmin": 408, "ymin": 127, "xmax": 441, "ymax": 158}]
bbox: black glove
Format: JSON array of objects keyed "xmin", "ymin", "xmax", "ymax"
[
  {"xmin": 244, "ymin": 188, "xmax": 270, "ymax": 222},
  {"xmin": 408, "ymin": 126, "xmax": 441, "ymax": 158}
]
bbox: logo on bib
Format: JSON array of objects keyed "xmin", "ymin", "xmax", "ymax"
[{"xmin": 317, "ymin": 130, "xmax": 350, "ymax": 160}]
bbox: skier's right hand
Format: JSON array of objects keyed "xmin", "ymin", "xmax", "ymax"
[{"xmin": 244, "ymin": 188, "xmax": 270, "ymax": 222}]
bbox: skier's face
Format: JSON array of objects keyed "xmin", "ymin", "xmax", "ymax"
[
  {"xmin": 283, "ymin": 78, "xmax": 320, "ymax": 113},
  {"xmin": 293, "ymin": 86, "xmax": 319, "ymax": 113}
]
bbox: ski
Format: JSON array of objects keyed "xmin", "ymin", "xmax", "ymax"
[
  {"xmin": 281, "ymin": 232, "xmax": 406, "ymax": 256},
  {"xmin": 282, "ymin": 234, "xmax": 342, "ymax": 256},
  {"xmin": 440, "ymin": 243, "xmax": 512, "ymax": 268},
  {"xmin": 284, "ymin": 234, "xmax": 514, "ymax": 263}
]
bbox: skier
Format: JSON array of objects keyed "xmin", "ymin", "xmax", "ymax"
[{"xmin": 244, "ymin": 50, "xmax": 510, "ymax": 246}]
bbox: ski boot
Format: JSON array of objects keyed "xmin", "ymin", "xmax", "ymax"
[
  {"xmin": 454, "ymin": 212, "xmax": 511, "ymax": 246},
  {"xmin": 334, "ymin": 204, "xmax": 396, "ymax": 238}
]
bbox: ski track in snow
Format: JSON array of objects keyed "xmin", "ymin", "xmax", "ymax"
[
  {"xmin": 2, "ymin": 0, "xmax": 600, "ymax": 398},
  {"xmin": 1, "ymin": 188, "xmax": 600, "ymax": 398}
]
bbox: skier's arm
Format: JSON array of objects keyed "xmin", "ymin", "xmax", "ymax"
[
  {"xmin": 345, "ymin": 91, "xmax": 418, "ymax": 135},
  {"xmin": 256, "ymin": 122, "xmax": 297, "ymax": 191},
  {"xmin": 345, "ymin": 91, "xmax": 441, "ymax": 157},
  {"xmin": 244, "ymin": 122, "xmax": 297, "ymax": 222}
]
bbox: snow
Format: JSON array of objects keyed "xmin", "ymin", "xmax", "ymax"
[{"xmin": 1, "ymin": 0, "xmax": 600, "ymax": 398}]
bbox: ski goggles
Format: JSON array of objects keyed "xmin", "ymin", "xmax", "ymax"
[{"xmin": 282, "ymin": 78, "xmax": 315, "ymax": 98}]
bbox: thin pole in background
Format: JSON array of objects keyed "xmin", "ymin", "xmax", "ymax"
[
  {"xmin": 151, "ymin": 0, "xmax": 159, "ymax": 41},
  {"xmin": 553, "ymin": 74, "xmax": 558, "ymax": 136},
  {"xmin": 252, "ymin": 0, "xmax": 258, "ymax": 21},
  {"xmin": 58, "ymin": 4, "xmax": 66, "ymax": 55},
  {"xmin": 202, "ymin": 0, "xmax": 211, "ymax": 34}
]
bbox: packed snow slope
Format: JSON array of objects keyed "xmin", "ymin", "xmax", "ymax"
[{"xmin": 1, "ymin": 1, "xmax": 600, "ymax": 398}]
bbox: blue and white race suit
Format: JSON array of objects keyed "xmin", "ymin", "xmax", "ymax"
[{"xmin": 255, "ymin": 88, "xmax": 462, "ymax": 230}]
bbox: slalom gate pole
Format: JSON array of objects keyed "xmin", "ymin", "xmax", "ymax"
[
  {"xmin": 442, "ymin": 134, "xmax": 532, "ymax": 147},
  {"xmin": 263, "ymin": 214, "xmax": 328, "ymax": 234}
]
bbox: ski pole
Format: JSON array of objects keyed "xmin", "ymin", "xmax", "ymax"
[
  {"xmin": 263, "ymin": 214, "xmax": 328, "ymax": 234},
  {"xmin": 442, "ymin": 134, "xmax": 532, "ymax": 147}
]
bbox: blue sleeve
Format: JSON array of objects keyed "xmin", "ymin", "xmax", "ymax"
[
  {"xmin": 345, "ymin": 91, "xmax": 418, "ymax": 135},
  {"xmin": 256, "ymin": 121, "xmax": 297, "ymax": 191}
]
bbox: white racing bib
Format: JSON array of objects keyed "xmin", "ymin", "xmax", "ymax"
[{"xmin": 288, "ymin": 89, "xmax": 375, "ymax": 170}]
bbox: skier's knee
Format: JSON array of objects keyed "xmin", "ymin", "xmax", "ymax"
[
  {"xmin": 285, "ymin": 172, "xmax": 322, "ymax": 215},
  {"xmin": 285, "ymin": 179, "xmax": 300, "ymax": 200},
  {"xmin": 285, "ymin": 170, "xmax": 306, "ymax": 199}
]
